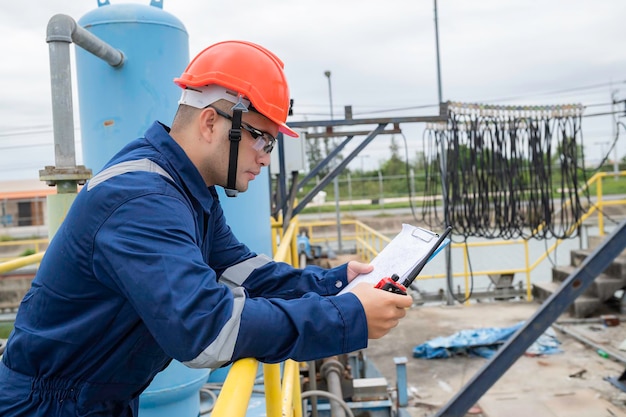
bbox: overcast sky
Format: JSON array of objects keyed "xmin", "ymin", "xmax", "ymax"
[{"xmin": 0, "ymin": 0, "xmax": 624, "ymax": 181}]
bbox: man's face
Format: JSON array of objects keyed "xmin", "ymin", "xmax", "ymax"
[{"xmin": 212, "ymin": 109, "xmax": 277, "ymax": 193}]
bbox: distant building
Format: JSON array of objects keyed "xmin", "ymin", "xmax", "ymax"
[{"xmin": 0, "ymin": 179, "xmax": 55, "ymax": 238}]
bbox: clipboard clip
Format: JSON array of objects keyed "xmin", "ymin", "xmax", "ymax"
[
  {"xmin": 375, "ymin": 226, "xmax": 453, "ymax": 296},
  {"xmin": 411, "ymin": 227, "xmax": 438, "ymax": 243}
]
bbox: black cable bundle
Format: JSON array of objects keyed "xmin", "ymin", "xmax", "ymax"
[{"xmin": 421, "ymin": 102, "xmax": 587, "ymax": 240}]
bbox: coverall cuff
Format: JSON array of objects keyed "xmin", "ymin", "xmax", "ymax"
[
  {"xmin": 330, "ymin": 292, "xmax": 369, "ymax": 352},
  {"xmin": 323, "ymin": 263, "xmax": 349, "ymax": 295}
]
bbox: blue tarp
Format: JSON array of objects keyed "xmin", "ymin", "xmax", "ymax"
[{"xmin": 413, "ymin": 322, "xmax": 562, "ymax": 359}]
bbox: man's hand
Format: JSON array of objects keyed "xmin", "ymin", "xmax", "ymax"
[
  {"xmin": 346, "ymin": 260, "xmax": 374, "ymax": 282},
  {"xmin": 349, "ymin": 282, "xmax": 412, "ymax": 339}
]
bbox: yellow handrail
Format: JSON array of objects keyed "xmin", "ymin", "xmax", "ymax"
[
  {"xmin": 210, "ymin": 358, "xmax": 259, "ymax": 416},
  {"xmin": 263, "ymin": 363, "xmax": 282, "ymax": 417},
  {"xmin": 0, "ymin": 238, "xmax": 48, "ymax": 262},
  {"xmin": 282, "ymin": 360, "xmax": 302, "ymax": 417},
  {"xmin": 211, "ymin": 216, "xmax": 304, "ymax": 417},
  {"xmin": 0, "ymin": 252, "xmax": 44, "ymax": 274}
]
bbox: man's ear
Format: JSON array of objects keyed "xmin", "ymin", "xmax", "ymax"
[{"xmin": 199, "ymin": 106, "xmax": 219, "ymax": 139}]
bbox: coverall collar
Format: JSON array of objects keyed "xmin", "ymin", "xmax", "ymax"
[{"xmin": 144, "ymin": 121, "xmax": 219, "ymax": 213}]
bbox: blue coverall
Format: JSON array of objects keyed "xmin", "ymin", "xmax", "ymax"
[{"xmin": 0, "ymin": 121, "xmax": 368, "ymax": 416}]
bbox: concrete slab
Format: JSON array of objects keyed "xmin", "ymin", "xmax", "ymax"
[
  {"xmin": 363, "ymin": 301, "xmax": 626, "ymax": 417},
  {"xmin": 481, "ymin": 389, "xmax": 626, "ymax": 417}
]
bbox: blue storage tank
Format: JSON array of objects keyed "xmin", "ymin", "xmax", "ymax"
[
  {"xmin": 138, "ymin": 360, "xmax": 210, "ymax": 416},
  {"xmin": 75, "ymin": 3, "xmax": 210, "ymax": 417},
  {"xmin": 75, "ymin": 0, "xmax": 189, "ymax": 173},
  {"xmin": 217, "ymin": 170, "xmax": 273, "ymax": 255},
  {"xmin": 74, "ymin": 2, "xmax": 275, "ymax": 415}
]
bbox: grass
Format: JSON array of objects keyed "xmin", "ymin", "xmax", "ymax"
[
  {"xmin": 587, "ymin": 176, "xmax": 626, "ymax": 195},
  {"xmin": 300, "ymin": 200, "xmax": 418, "ymax": 214},
  {"xmin": 0, "ymin": 322, "xmax": 14, "ymax": 339},
  {"xmin": 298, "ymin": 176, "xmax": 626, "ymax": 216}
]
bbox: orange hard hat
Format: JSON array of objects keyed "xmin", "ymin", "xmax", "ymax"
[{"xmin": 174, "ymin": 40, "xmax": 298, "ymax": 138}]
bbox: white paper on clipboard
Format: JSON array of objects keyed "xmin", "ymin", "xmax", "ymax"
[{"xmin": 339, "ymin": 223, "xmax": 449, "ymax": 295}]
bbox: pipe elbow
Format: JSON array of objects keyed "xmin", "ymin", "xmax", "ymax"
[{"xmin": 46, "ymin": 14, "xmax": 76, "ymax": 43}]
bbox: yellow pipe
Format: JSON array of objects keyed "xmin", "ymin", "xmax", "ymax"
[
  {"xmin": 281, "ymin": 360, "xmax": 297, "ymax": 417},
  {"xmin": 292, "ymin": 362, "xmax": 303, "ymax": 417},
  {"xmin": 211, "ymin": 358, "xmax": 259, "ymax": 417},
  {"xmin": 597, "ymin": 177, "xmax": 604, "ymax": 236},
  {"xmin": 0, "ymin": 252, "xmax": 45, "ymax": 274},
  {"xmin": 263, "ymin": 363, "xmax": 282, "ymax": 417},
  {"xmin": 275, "ymin": 220, "xmax": 298, "ymax": 263}
]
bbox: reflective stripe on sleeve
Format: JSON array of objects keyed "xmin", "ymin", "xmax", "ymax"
[
  {"xmin": 183, "ymin": 287, "xmax": 246, "ymax": 369},
  {"xmin": 219, "ymin": 254, "xmax": 272, "ymax": 288},
  {"xmin": 87, "ymin": 158, "xmax": 173, "ymax": 191}
]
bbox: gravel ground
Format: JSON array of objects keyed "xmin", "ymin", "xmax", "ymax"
[{"xmin": 365, "ymin": 300, "xmax": 626, "ymax": 417}]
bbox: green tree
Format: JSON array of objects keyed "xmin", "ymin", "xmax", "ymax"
[
  {"xmin": 305, "ymin": 136, "xmax": 325, "ymax": 174},
  {"xmin": 380, "ymin": 136, "xmax": 405, "ymax": 176}
]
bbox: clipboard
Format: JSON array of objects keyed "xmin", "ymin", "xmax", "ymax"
[
  {"xmin": 339, "ymin": 224, "xmax": 451, "ymax": 295},
  {"xmin": 399, "ymin": 225, "xmax": 452, "ymax": 288}
]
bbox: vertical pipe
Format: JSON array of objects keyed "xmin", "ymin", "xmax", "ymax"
[
  {"xmin": 307, "ymin": 361, "xmax": 319, "ymax": 417},
  {"xmin": 325, "ymin": 70, "xmax": 343, "ymax": 255},
  {"xmin": 597, "ymin": 177, "xmax": 604, "ymax": 236},
  {"xmin": 433, "ymin": 0, "xmax": 444, "ymax": 104},
  {"xmin": 433, "ymin": 0, "xmax": 454, "ymax": 305},
  {"xmin": 410, "ymin": 168, "xmax": 415, "ymax": 202},
  {"xmin": 281, "ymin": 361, "xmax": 297, "ymax": 417},
  {"xmin": 334, "ymin": 177, "xmax": 343, "ymax": 254},
  {"xmin": 347, "ymin": 173, "xmax": 352, "ymax": 210},
  {"xmin": 263, "ymin": 363, "xmax": 282, "ymax": 417},
  {"xmin": 292, "ymin": 362, "xmax": 303, "ymax": 417},
  {"xmin": 378, "ymin": 170, "xmax": 384, "ymax": 211},
  {"xmin": 320, "ymin": 358, "xmax": 346, "ymax": 417},
  {"xmin": 48, "ymin": 37, "xmax": 76, "ymax": 169},
  {"xmin": 524, "ymin": 240, "xmax": 532, "ymax": 300},
  {"xmin": 439, "ymin": 134, "xmax": 454, "ymax": 305},
  {"xmin": 394, "ymin": 357, "xmax": 408, "ymax": 408},
  {"xmin": 612, "ymin": 89, "xmax": 619, "ymax": 179},
  {"xmin": 463, "ymin": 244, "xmax": 469, "ymax": 303}
]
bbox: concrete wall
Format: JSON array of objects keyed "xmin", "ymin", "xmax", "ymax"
[{"xmin": 0, "ymin": 272, "xmax": 34, "ymax": 312}]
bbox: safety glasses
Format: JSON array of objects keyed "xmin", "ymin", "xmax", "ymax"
[{"xmin": 207, "ymin": 106, "xmax": 276, "ymax": 154}]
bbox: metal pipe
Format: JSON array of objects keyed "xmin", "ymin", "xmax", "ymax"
[
  {"xmin": 47, "ymin": 14, "xmax": 124, "ymax": 67},
  {"xmin": 263, "ymin": 363, "xmax": 282, "ymax": 417},
  {"xmin": 281, "ymin": 361, "xmax": 297, "ymax": 417},
  {"xmin": 211, "ymin": 358, "xmax": 259, "ymax": 417},
  {"xmin": 553, "ymin": 324, "xmax": 626, "ymax": 365},
  {"xmin": 47, "ymin": 31, "xmax": 76, "ymax": 169},
  {"xmin": 46, "ymin": 14, "xmax": 124, "ymax": 169},
  {"xmin": 308, "ymin": 361, "xmax": 319, "ymax": 417},
  {"xmin": 0, "ymin": 252, "xmax": 45, "ymax": 274},
  {"xmin": 43, "ymin": 14, "xmax": 124, "ymax": 238},
  {"xmin": 320, "ymin": 358, "xmax": 346, "ymax": 417},
  {"xmin": 433, "ymin": 0, "xmax": 444, "ymax": 103}
]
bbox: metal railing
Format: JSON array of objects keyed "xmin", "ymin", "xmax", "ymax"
[
  {"xmin": 297, "ymin": 171, "xmax": 626, "ymax": 303},
  {"xmin": 0, "ymin": 239, "xmax": 48, "ymax": 262},
  {"xmin": 0, "ymin": 252, "xmax": 44, "ymax": 275},
  {"xmin": 210, "ymin": 216, "xmax": 305, "ymax": 417}
]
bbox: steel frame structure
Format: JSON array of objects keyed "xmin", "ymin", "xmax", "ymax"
[{"xmin": 271, "ymin": 103, "xmax": 448, "ymax": 225}]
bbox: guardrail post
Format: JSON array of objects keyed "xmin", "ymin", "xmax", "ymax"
[{"xmin": 394, "ymin": 357, "xmax": 408, "ymax": 407}]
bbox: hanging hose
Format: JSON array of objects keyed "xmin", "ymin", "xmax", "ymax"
[
  {"xmin": 420, "ymin": 102, "xmax": 588, "ymax": 241},
  {"xmin": 301, "ymin": 391, "xmax": 356, "ymax": 417}
]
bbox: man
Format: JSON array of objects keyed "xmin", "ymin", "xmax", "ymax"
[{"xmin": 0, "ymin": 40, "xmax": 412, "ymax": 416}]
